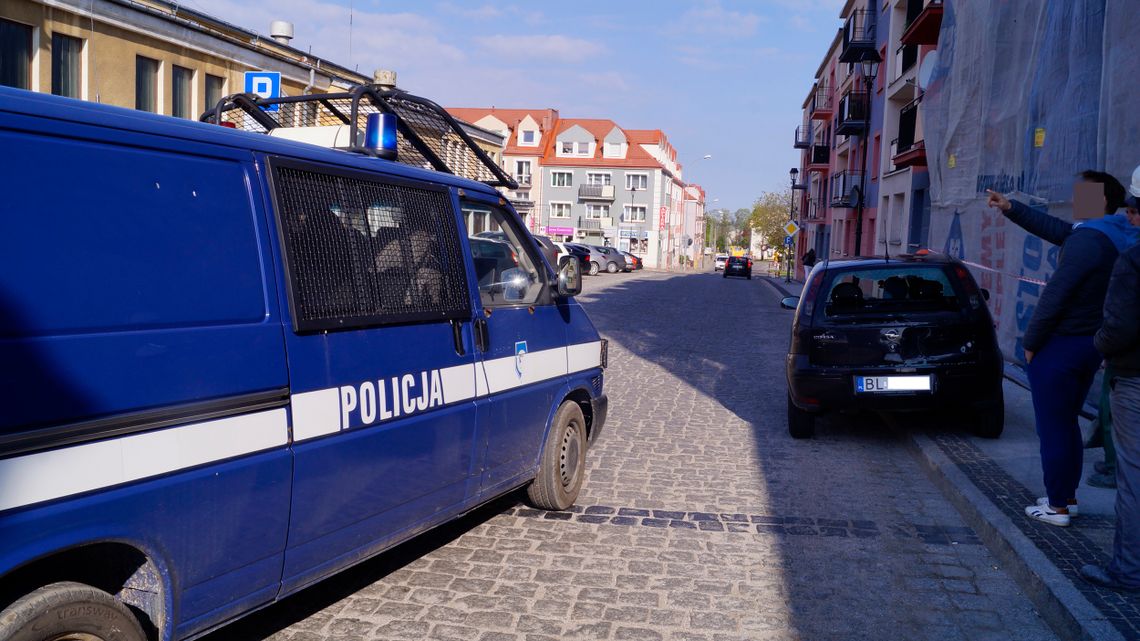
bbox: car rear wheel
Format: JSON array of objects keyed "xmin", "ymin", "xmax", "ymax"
[
  {"xmin": 589, "ymin": 261, "xmax": 600, "ymax": 276},
  {"xmin": 973, "ymin": 389, "xmax": 1005, "ymax": 439},
  {"xmin": 0, "ymin": 581, "xmax": 147, "ymax": 641},
  {"xmin": 606, "ymin": 261, "xmax": 618, "ymax": 273},
  {"xmin": 787, "ymin": 395, "xmax": 815, "ymax": 439}
]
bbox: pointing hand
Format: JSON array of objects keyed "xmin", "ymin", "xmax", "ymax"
[{"xmin": 986, "ymin": 189, "xmax": 1012, "ymax": 213}]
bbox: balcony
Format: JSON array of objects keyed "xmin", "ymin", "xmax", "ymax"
[
  {"xmin": 807, "ymin": 144, "xmax": 830, "ymax": 171},
  {"xmin": 901, "ymin": 0, "xmax": 944, "ymax": 46},
  {"xmin": 577, "ymin": 217, "xmax": 602, "ymax": 231},
  {"xmin": 835, "ymin": 91, "xmax": 869, "ymax": 136},
  {"xmin": 511, "ymin": 198, "xmax": 535, "ymax": 212},
  {"xmin": 809, "ymin": 84, "xmax": 833, "ymax": 120},
  {"xmin": 805, "ymin": 198, "xmax": 824, "ymax": 221},
  {"xmin": 840, "ymin": 9, "xmax": 877, "ymax": 63},
  {"xmin": 830, "ymin": 170, "xmax": 865, "ymax": 208},
  {"xmin": 514, "ymin": 174, "xmax": 532, "ymax": 187},
  {"xmin": 891, "ymin": 98, "xmax": 926, "ymax": 168},
  {"xmin": 578, "ymin": 184, "xmax": 615, "ymax": 201},
  {"xmin": 893, "ymin": 43, "xmax": 918, "ymax": 83},
  {"xmin": 794, "ymin": 124, "xmax": 812, "ymax": 149}
]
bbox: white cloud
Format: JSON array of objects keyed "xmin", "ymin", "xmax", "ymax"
[
  {"xmin": 474, "ymin": 35, "xmax": 606, "ymax": 63},
  {"xmin": 676, "ymin": 0, "xmax": 767, "ymax": 38}
]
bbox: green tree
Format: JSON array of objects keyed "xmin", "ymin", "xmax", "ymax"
[{"xmin": 748, "ymin": 189, "xmax": 795, "ymax": 258}]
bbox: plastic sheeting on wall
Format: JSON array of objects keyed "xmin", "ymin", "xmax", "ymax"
[{"xmin": 924, "ymin": 0, "xmax": 1139, "ymax": 370}]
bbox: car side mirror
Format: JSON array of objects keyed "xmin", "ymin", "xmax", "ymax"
[
  {"xmin": 980, "ymin": 288, "xmax": 991, "ymax": 301},
  {"xmin": 780, "ymin": 296, "xmax": 799, "ymax": 310},
  {"xmin": 557, "ymin": 257, "xmax": 582, "ymax": 297}
]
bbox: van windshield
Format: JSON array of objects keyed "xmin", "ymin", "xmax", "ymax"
[{"xmin": 822, "ymin": 266, "xmax": 965, "ymax": 318}]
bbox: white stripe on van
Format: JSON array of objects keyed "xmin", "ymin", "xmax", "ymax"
[
  {"xmin": 481, "ymin": 346, "xmax": 570, "ymax": 395},
  {"xmin": 440, "ymin": 363, "xmax": 477, "ymax": 404},
  {"xmin": 567, "ymin": 341, "xmax": 603, "ymax": 373},
  {"xmin": 291, "ymin": 388, "xmax": 342, "ymax": 441},
  {"xmin": 0, "ymin": 409, "xmax": 288, "ymax": 513}
]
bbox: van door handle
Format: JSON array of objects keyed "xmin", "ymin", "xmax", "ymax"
[
  {"xmin": 473, "ymin": 318, "xmax": 489, "ymax": 353},
  {"xmin": 450, "ymin": 319, "xmax": 466, "ymax": 356}
]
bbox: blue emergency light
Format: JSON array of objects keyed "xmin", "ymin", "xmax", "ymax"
[{"xmin": 364, "ymin": 112, "xmax": 398, "ymax": 160}]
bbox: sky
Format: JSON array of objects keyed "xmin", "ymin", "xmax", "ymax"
[{"xmin": 188, "ymin": 0, "xmax": 845, "ymax": 212}]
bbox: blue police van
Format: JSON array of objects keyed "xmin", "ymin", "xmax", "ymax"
[{"xmin": 0, "ymin": 85, "xmax": 607, "ymax": 641}]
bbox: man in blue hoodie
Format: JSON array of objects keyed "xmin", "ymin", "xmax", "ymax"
[{"xmin": 987, "ymin": 171, "xmax": 1140, "ymax": 527}]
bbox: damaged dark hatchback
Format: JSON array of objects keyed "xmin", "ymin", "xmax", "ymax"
[{"xmin": 780, "ymin": 253, "xmax": 1004, "ymax": 439}]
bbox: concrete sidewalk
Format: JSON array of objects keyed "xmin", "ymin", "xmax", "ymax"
[{"xmin": 761, "ymin": 275, "xmax": 1137, "ymax": 641}]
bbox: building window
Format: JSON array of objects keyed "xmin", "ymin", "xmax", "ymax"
[
  {"xmin": 586, "ymin": 172, "xmax": 611, "ymax": 186},
  {"xmin": 550, "ymin": 202, "xmax": 572, "ymax": 219},
  {"xmin": 623, "ymin": 205, "xmax": 647, "ymax": 222},
  {"xmin": 604, "ymin": 142, "xmax": 622, "ymax": 158},
  {"xmin": 626, "ymin": 174, "xmax": 648, "ymax": 190},
  {"xmin": 205, "ymin": 74, "xmax": 225, "ymax": 110},
  {"xmin": 51, "ymin": 33, "xmax": 83, "ymax": 98},
  {"xmin": 551, "ymin": 171, "xmax": 573, "ymax": 187},
  {"xmin": 172, "ymin": 65, "xmax": 194, "ymax": 119},
  {"xmin": 872, "ymin": 134, "xmax": 881, "ymax": 180},
  {"xmin": 559, "ymin": 140, "xmax": 591, "ymax": 156},
  {"xmin": 520, "ymin": 129, "xmax": 536, "ymax": 145},
  {"xmin": 0, "ymin": 18, "xmax": 33, "ymax": 90},
  {"xmin": 586, "ymin": 204, "xmax": 609, "ymax": 219},
  {"xmin": 514, "ymin": 160, "xmax": 531, "ymax": 184},
  {"xmin": 135, "ymin": 56, "xmax": 159, "ymax": 113}
]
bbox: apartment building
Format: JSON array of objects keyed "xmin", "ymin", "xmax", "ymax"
[
  {"xmin": 794, "ymin": 0, "xmax": 888, "ymax": 275},
  {"xmin": 875, "ymin": 0, "xmax": 943, "ymax": 255},
  {"xmin": 446, "ymin": 108, "xmax": 560, "ymax": 227}
]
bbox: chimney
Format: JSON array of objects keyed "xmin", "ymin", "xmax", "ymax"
[
  {"xmin": 270, "ymin": 21, "xmax": 294, "ymax": 45},
  {"xmin": 373, "ymin": 69, "xmax": 398, "ymax": 90}
]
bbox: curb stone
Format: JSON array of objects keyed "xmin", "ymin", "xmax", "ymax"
[{"xmin": 905, "ymin": 430, "xmax": 1124, "ymax": 641}]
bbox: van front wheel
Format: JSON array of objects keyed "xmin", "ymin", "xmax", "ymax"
[
  {"xmin": 0, "ymin": 581, "xmax": 146, "ymax": 641},
  {"xmin": 527, "ymin": 401, "xmax": 587, "ymax": 511}
]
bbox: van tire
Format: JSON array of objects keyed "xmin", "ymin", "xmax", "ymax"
[
  {"xmin": 606, "ymin": 261, "xmax": 618, "ymax": 273},
  {"xmin": 787, "ymin": 395, "xmax": 815, "ymax": 439},
  {"xmin": 0, "ymin": 581, "xmax": 146, "ymax": 641},
  {"xmin": 527, "ymin": 401, "xmax": 587, "ymax": 511},
  {"xmin": 589, "ymin": 261, "xmax": 601, "ymax": 276}
]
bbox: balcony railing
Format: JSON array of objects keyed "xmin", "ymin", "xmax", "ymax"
[
  {"xmin": 578, "ymin": 184, "xmax": 615, "ymax": 201},
  {"xmin": 807, "ymin": 144, "xmax": 830, "ymax": 169},
  {"xmin": 840, "ymin": 9, "xmax": 877, "ymax": 63},
  {"xmin": 809, "ymin": 84, "xmax": 833, "ymax": 120},
  {"xmin": 894, "ymin": 43, "xmax": 918, "ymax": 83},
  {"xmin": 577, "ymin": 217, "xmax": 602, "ymax": 230},
  {"xmin": 511, "ymin": 198, "xmax": 535, "ymax": 211},
  {"xmin": 830, "ymin": 170, "xmax": 865, "ymax": 208},
  {"xmin": 835, "ymin": 91, "xmax": 869, "ymax": 136},
  {"xmin": 897, "ymin": 98, "xmax": 920, "ymax": 150},
  {"xmin": 806, "ymin": 197, "xmax": 824, "ymax": 220},
  {"xmin": 901, "ymin": 0, "xmax": 943, "ymax": 46},
  {"xmin": 794, "ymin": 124, "xmax": 812, "ymax": 149},
  {"xmin": 514, "ymin": 174, "xmax": 532, "ymax": 187}
]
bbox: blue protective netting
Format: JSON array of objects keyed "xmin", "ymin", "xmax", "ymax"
[{"xmin": 924, "ymin": 0, "xmax": 1138, "ymax": 374}]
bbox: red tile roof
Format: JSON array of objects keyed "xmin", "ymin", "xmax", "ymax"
[
  {"xmin": 540, "ymin": 119, "xmax": 662, "ymax": 169},
  {"xmin": 445, "ymin": 107, "xmax": 559, "ymax": 156}
]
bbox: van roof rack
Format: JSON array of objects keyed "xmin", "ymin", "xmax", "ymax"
[{"xmin": 200, "ymin": 85, "xmax": 518, "ymax": 190}]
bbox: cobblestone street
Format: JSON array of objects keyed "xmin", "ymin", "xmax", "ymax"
[{"xmin": 206, "ymin": 270, "xmax": 1058, "ymax": 641}]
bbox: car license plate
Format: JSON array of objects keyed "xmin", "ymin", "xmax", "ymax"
[{"xmin": 855, "ymin": 375, "xmax": 931, "ymax": 393}]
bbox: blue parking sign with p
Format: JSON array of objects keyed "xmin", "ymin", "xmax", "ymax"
[
  {"xmin": 244, "ymin": 71, "xmax": 281, "ymax": 112},
  {"xmin": 784, "ymin": 236, "xmax": 794, "ymax": 247}
]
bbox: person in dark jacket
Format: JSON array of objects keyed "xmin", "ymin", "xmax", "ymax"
[
  {"xmin": 801, "ymin": 248, "xmax": 817, "ymax": 268},
  {"xmin": 1081, "ymin": 196, "xmax": 1140, "ymax": 591},
  {"xmin": 987, "ymin": 171, "xmax": 1140, "ymax": 527}
]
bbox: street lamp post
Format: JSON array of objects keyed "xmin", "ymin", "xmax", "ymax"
[
  {"xmin": 786, "ymin": 167, "xmax": 798, "ymax": 283},
  {"xmin": 853, "ymin": 54, "xmax": 880, "ymax": 258}
]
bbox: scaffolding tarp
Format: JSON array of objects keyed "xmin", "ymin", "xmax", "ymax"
[{"xmin": 924, "ymin": 0, "xmax": 1140, "ymax": 374}]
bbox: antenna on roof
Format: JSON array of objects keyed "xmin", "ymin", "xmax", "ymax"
[{"xmin": 882, "ymin": 237, "xmax": 890, "ymax": 262}]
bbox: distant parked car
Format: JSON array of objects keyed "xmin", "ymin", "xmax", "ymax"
[
  {"xmin": 555, "ymin": 242, "xmax": 591, "ymax": 271},
  {"xmin": 587, "ymin": 245, "xmax": 626, "ymax": 274},
  {"xmin": 723, "ymin": 256, "xmax": 752, "ymax": 279},
  {"xmin": 780, "ymin": 253, "xmax": 1004, "ymax": 440},
  {"xmin": 621, "ymin": 251, "xmax": 642, "ymax": 271},
  {"xmin": 714, "ymin": 254, "xmax": 729, "ymax": 271},
  {"xmin": 563, "ymin": 243, "xmax": 601, "ymax": 275}
]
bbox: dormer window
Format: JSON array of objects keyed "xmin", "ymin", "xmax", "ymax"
[
  {"xmin": 519, "ymin": 129, "xmax": 537, "ymax": 146},
  {"xmin": 604, "ymin": 142, "xmax": 623, "ymax": 158},
  {"xmin": 558, "ymin": 141, "xmax": 591, "ymax": 157}
]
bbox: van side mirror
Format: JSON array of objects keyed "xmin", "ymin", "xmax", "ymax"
[
  {"xmin": 557, "ymin": 258, "xmax": 582, "ymax": 297},
  {"xmin": 780, "ymin": 296, "xmax": 799, "ymax": 310}
]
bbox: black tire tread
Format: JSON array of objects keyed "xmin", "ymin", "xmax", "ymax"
[
  {"xmin": 527, "ymin": 401, "xmax": 587, "ymax": 511},
  {"xmin": 0, "ymin": 581, "xmax": 145, "ymax": 641}
]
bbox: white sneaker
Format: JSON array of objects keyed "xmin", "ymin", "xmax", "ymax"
[
  {"xmin": 1036, "ymin": 496, "xmax": 1079, "ymax": 517},
  {"xmin": 1025, "ymin": 503, "xmax": 1071, "ymax": 527}
]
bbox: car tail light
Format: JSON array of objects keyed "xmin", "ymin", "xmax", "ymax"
[{"xmin": 747, "ymin": 260, "xmax": 753, "ymax": 268}]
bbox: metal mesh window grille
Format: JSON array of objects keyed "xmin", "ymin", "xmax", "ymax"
[{"xmin": 273, "ymin": 162, "xmax": 471, "ymax": 331}]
